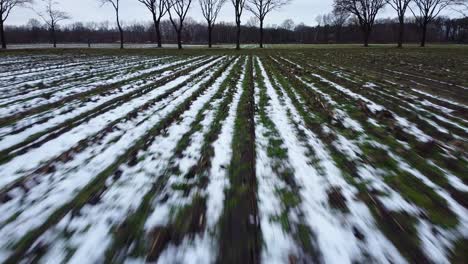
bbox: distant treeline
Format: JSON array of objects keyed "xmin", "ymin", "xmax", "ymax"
[{"xmin": 5, "ymin": 16, "xmax": 468, "ymax": 45}]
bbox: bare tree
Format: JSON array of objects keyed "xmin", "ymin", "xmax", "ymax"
[
  {"xmin": 37, "ymin": 0, "xmax": 70, "ymax": 48},
  {"xmin": 386, "ymin": 0, "xmax": 412, "ymax": 47},
  {"xmin": 329, "ymin": 8, "xmax": 350, "ymax": 42},
  {"xmin": 167, "ymin": 0, "xmax": 192, "ymax": 49},
  {"xmin": 246, "ymin": 0, "xmax": 289, "ymax": 48},
  {"xmin": 410, "ymin": 0, "xmax": 465, "ymax": 47},
  {"xmin": 0, "ymin": 0, "xmax": 33, "ymax": 49},
  {"xmin": 98, "ymin": 0, "xmax": 124, "ymax": 49},
  {"xmin": 200, "ymin": 0, "xmax": 225, "ymax": 48},
  {"xmin": 334, "ymin": 0, "xmax": 386, "ymax": 46},
  {"xmin": 137, "ymin": 0, "xmax": 168, "ymax": 47},
  {"xmin": 232, "ymin": 0, "xmax": 247, "ymax": 49}
]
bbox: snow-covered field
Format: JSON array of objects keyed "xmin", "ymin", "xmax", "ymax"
[{"xmin": 0, "ymin": 50, "xmax": 467, "ymax": 263}]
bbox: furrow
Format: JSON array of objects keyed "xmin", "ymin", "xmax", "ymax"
[
  {"xmin": 0, "ymin": 57, "xmax": 225, "ymax": 193},
  {"xmin": 0, "ymin": 57, "xmax": 216, "ymax": 165},
  {"xmin": 261, "ymin": 57, "xmax": 407, "ymax": 263},
  {"xmin": 0, "ymin": 56, "xmax": 171, "ymax": 104},
  {"xmin": 0, "ymin": 56, "xmax": 231, "ymax": 264},
  {"xmin": 267, "ymin": 55, "xmax": 468, "ymax": 263},
  {"xmin": 217, "ymin": 56, "xmax": 261, "ymax": 264},
  {"xmin": 98, "ymin": 57, "xmax": 242, "ymax": 263},
  {"xmin": 0, "ymin": 56, "xmax": 204, "ymax": 121},
  {"xmin": 11, "ymin": 57, "xmax": 238, "ymax": 264}
]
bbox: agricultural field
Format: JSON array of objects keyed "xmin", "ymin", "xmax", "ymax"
[{"xmin": 0, "ymin": 47, "xmax": 467, "ymax": 263}]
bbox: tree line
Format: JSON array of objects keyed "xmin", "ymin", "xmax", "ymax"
[
  {"xmin": 1, "ymin": 0, "xmax": 467, "ymax": 50},
  {"xmin": 6, "ymin": 15, "xmax": 468, "ymax": 45}
]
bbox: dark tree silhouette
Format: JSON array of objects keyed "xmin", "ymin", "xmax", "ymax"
[
  {"xmin": 200, "ymin": 0, "xmax": 225, "ymax": 47},
  {"xmin": 37, "ymin": 0, "xmax": 70, "ymax": 48},
  {"xmin": 246, "ymin": 0, "xmax": 289, "ymax": 48},
  {"xmin": 4, "ymin": 16, "xmax": 468, "ymax": 45},
  {"xmin": 387, "ymin": 0, "xmax": 412, "ymax": 47},
  {"xmin": 137, "ymin": 0, "xmax": 169, "ymax": 47},
  {"xmin": 334, "ymin": 0, "xmax": 386, "ymax": 46},
  {"xmin": 167, "ymin": 0, "xmax": 192, "ymax": 49},
  {"xmin": 0, "ymin": 0, "xmax": 33, "ymax": 49},
  {"xmin": 99, "ymin": 0, "xmax": 124, "ymax": 49},
  {"xmin": 232, "ymin": 0, "xmax": 247, "ymax": 49},
  {"xmin": 410, "ymin": 0, "xmax": 464, "ymax": 47}
]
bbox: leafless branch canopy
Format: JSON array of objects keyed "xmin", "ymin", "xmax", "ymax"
[
  {"xmin": 386, "ymin": 0, "xmax": 412, "ymax": 18},
  {"xmin": 0, "ymin": 0, "xmax": 33, "ymax": 22},
  {"xmin": 334, "ymin": 0, "xmax": 386, "ymax": 29},
  {"xmin": 97, "ymin": 0, "xmax": 123, "ymax": 32},
  {"xmin": 36, "ymin": 0, "xmax": 70, "ymax": 29},
  {"xmin": 232, "ymin": 0, "xmax": 247, "ymax": 24},
  {"xmin": 321, "ymin": 9, "xmax": 350, "ymax": 26},
  {"xmin": 137, "ymin": 0, "xmax": 169, "ymax": 20},
  {"xmin": 167, "ymin": 0, "xmax": 192, "ymax": 30},
  {"xmin": 246, "ymin": 0, "xmax": 290, "ymax": 21},
  {"xmin": 199, "ymin": 0, "xmax": 225, "ymax": 25},
  {"xmin": 409, "ymin": 0, "xmax": 466, "ymax": 25},
  {"xmin": 331, "ymin": 8, "xmax": 351, "ymax": 26},
  {"xmin": 98, "ymin": 0, "xmax": 120, "ymax": 11}
]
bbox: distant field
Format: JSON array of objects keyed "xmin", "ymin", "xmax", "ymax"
[{"xmin": 0, "ymin": 47, "xmax": 467, "ymax": 263}]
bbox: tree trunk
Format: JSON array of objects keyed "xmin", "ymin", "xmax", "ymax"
[
  {"xmin": 0, "ymin": 21, "xmax": 6, "ymax": 49},
  {"xmin": 153, "ymin": 13, "xmax": 162, "ymax": 48},
  {"xmin": 445, "ymin": 23, "xmax": 450, "ymax": 42},
  {"xmin": 116, "ymin": 12, "xmax": 124, "ymax": 49},
  {"xmin": 397, "ymin": 16, "xmax": 404, "ymax": 48},
  {"xmin": 420, "ymin": 21, "xmax": 427, "ymax": 47},
  {"xmin": 156, "ymin": 23, "xmax": 162, "ymax": 48},
  {"xmin": 208, "ymin": 23, "xmax": 213, "ymax": 48},
  {"xmin": 119, "ymin": 26, "xmax": 124, "ymax": 49},
  {"xmin": 259, "ymin": 19, "xmax": 264, "ymax": 48},
  {"xmin": 177, "ymin": 29, "xmax": 182, "ymax": 49},
  {"xmin": 52, "ymin": 26, "xmax": 57, "ymax": 48},
  {"xmin": 363, "ymin": 27, "xmax": 370, "ymax": 47},
  {"xmin": 236, "ymin": 20, "xmax": 241, "ymax": 50}
]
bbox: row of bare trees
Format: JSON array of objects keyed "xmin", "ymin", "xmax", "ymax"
[
  {"xmin": 334, "ymin": 0, "xmax": 467, "ymax": 47},
  {"xmin": 94, "ymin": 0, "xmax": 288, "ymax": 49},
  {"xmin": 6, "ymin": 15, "xmax": 468, "ymax": 44},
  {"xmin": 1, "ymin": 0, "xmax": 467, "ymax": 49}
]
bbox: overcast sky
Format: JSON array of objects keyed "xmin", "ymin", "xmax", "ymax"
[{"xmin": 7, "ymin": 0, "xmax": 463, "ymax": 27}]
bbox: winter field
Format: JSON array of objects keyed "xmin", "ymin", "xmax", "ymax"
[{"xmin": 0, "ymin": 47, "xmax": 467, "ymax": 263}]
